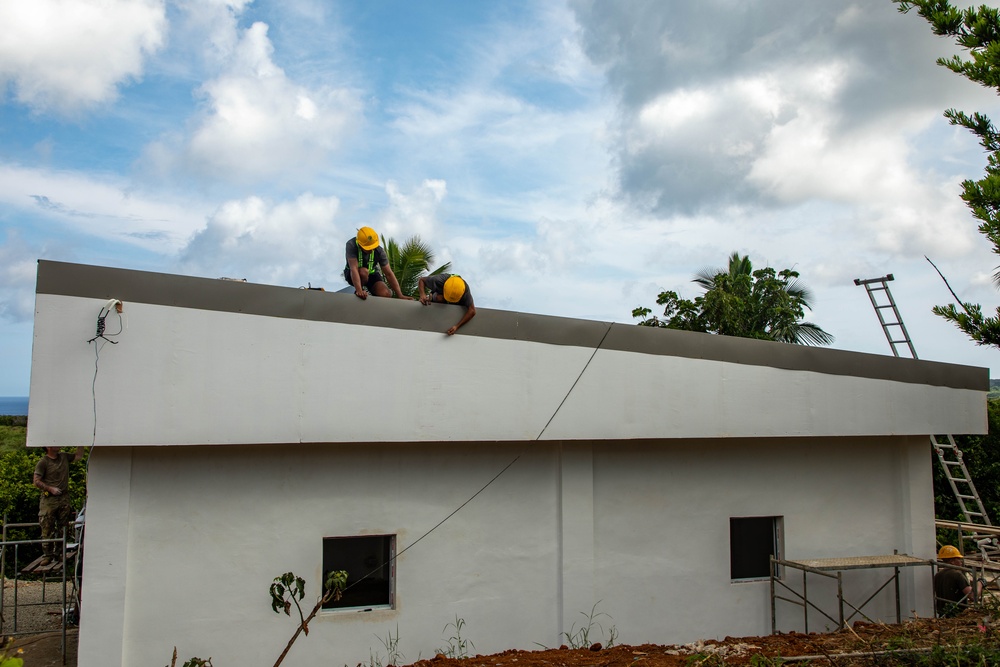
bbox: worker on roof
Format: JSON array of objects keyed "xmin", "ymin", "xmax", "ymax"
[
  {"xmin": 344, "ymin": 227, "xmax": 412, "ymax": 300},
  {"xmin": 33, "ymin": 446, "xmax": 85, "ymax": 566},
  {"xmin": 934, "ymin": 545, "xmax": 982, "ymax": 617},
  {"xmin": 418, "ymin": 273, "xmax": 476, "ymax": 335}
]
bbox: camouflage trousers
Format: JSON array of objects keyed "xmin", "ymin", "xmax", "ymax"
[{"xmin": 38, "ymin": 496, "xmax": 74, "ymax": 557}]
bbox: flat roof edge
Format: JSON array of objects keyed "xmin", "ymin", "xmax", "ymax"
[{"xmin": 35, "ymin": 259, "xmax": 988, "ymax": 391}]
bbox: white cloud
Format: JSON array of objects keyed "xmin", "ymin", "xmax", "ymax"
[
  {"xmin": 0, "ymin": 232, "xmax": 39, "ymax": 322},
  {"xmin": 376, "ymin": 180, "xmax": 447, "ymax": 241},
  {"xmin": 145, "ymin": 18, "xmax": 361, "ymax": 185},
  {"xmin": 0, "ymin": 163, "xmax": 210, "ymax": 252},
  {"xmin": 0, "ymin": 0, "xmax": 166, "ymax": 114},
  {"xmin": 178, "ymin": 192, "xmax": 341, "ymax": 285},
  {"xmin": 569, "ymin": 0, "xmax": 1000, "ymax": 216}
]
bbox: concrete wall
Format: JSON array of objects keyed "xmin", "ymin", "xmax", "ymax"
[
  {"xmin": 28, "ymin": 292, "xmax": 987, "ymax": 448},
  {"xmin": 25, "ymin": 262, "xmax": 959, "ymax": 666},
  {"xmin": 78, "ymin": 436, "xmax": 934, "ymax": 667}
]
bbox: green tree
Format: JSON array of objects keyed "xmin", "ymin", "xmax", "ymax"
[
  {"xmin": 897, "ymin": 1, "xmax": 1000, "ymax": 346},
  {"xmin": 384, "ymin": 235, "xmax": 451, "ymax": 299},
  {"xmin": 632, "ymin": 251, "xmax": 834, "ymax": 345},
  {"xmin": 0, "ymin": 423, "xmax": 87, "ymax": 574}
]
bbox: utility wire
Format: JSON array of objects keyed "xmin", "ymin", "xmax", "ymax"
[
  {"xmin": 335, "ymin": 321, "xmax": 616, "ymax": 599},
  {"xmin": 536, "ymin": 322, "xmax": 615, "ymax": 440}
]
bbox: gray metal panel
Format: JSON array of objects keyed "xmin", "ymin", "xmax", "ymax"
[{"xmin": 35, "ymin": 260, "xmax": 988, "ymax": 391}]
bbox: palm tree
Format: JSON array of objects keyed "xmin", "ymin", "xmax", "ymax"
[
  {"xmin": 384, "ymin": 235, "xmax": 451, "ymax": 298},
  {"xmin": 633, "ymin": 252, "xmax": 834, "ymax": 346},
  {"xmin": 694, "ymin": 252, "xmax": 834, "ymax": 345}
]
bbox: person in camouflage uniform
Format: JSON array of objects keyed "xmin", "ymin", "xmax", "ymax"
[{"xmin": 33, "ymin": 446, "xmax": 85, "ymax": 565}]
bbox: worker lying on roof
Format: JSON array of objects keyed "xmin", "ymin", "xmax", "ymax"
[
  {"xmin": 418, "ymin": 274, "xmax": 476, "ymax": 335},
  {"xmin": 345, "ymin": 227, "xmax": 412, "ymax": 301}
]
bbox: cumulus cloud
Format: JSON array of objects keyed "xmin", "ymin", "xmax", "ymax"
[
  {"xmin": 569, "ymin": 0, "xmax": 997, "ymax": 223},
  {"xmin": 0, "ymin": 164, "xmax": 209, "ymax": 252},
  {"xmin": 0, "ymin": 0, "xmax": 166, "ymax": 114},
  {"xmin": 178, "ymin": 192, "xmax": 341, "ymax": 285},
  {"xmin": 145, "ymin": 16, "xmax": 360, "ymax": 185},
  {"xmin": 0, "ymin": 232, "xmax": 39, "ymax": 322},
  {"xmin": 375, "ymin": 180, "xmax": 447, "ymax": 241}
]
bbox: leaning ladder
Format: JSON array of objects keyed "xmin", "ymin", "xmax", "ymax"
[
  {"xmin": 854, "ymin": 274, "xmax": 917, "ymax": 358},
  {"xmin": 855, "ymin": 274, "xmax": 1000, "ymax": 561}
]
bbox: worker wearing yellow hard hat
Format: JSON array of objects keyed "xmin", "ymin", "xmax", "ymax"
[
  {"xmin": 417, "ymin": 273, "xmax": 476, "ymax": 335},
  {"xmin": 344, "ymin": 227, "xmax": 412, "ymax": 301},
  {"xmin": 934, "ymin": 545, "xmax": 982, "ymax": 617}
]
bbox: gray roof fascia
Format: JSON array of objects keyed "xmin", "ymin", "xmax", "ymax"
[{"xmin": 35, "ymin": 259, "xmax": 988, "ymax": 391}]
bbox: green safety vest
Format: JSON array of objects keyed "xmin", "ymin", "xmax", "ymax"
[{"xmin": 358, "ymin": 246, "xmax": 377, "ymax": 274}]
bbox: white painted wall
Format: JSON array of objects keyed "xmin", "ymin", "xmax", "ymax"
[
  {"xmin": 27, "ymin": 266, "xmax": 958, "ymax": 666},
  {"xmin": 78, "ymin": 437, "xmax": 934, "ymax": 667},
  {"xmin": 28, "ymin": 294, "xmax": 986, "ymax": 448}
]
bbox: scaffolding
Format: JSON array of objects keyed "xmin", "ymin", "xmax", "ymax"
[
  {"xmin": 0, "ymin": 515, "xmax": 82, "ymax": 665},
  {"xmin": 770, "ymin": 553, "xmax": 932, "ymax": 634}
]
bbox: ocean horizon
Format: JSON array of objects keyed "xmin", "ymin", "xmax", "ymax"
[{"xmin": 0, "ymin": 396, "xmax": 28, "ymax": 416}]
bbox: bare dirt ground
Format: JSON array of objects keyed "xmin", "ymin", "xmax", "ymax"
[
  {"xmin": 411, "ymin": 615, "xmax": 997, "ymax": 667},
  {"xmin": 3, "ymin": 579, "xmax": 77, "ymax": 666},
  {"xmin": 2, "ymin": 584, "xmax": 997, "ymax": 667}
]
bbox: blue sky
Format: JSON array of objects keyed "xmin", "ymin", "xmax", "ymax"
[{"xmin": 2, "ymin": 0, "xmax": 1000, "ymax": 396}]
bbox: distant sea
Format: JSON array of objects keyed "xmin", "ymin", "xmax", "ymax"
[{"xmin": 0, "ymin": 396, "xmax": 28, "ymax": 416}]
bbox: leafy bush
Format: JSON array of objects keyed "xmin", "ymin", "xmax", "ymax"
[{"xmin": 0, "ymin": 424, "xmax": 87, "ymax": 574}]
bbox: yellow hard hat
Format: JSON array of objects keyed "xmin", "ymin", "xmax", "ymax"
[
  {"xmin": 938, "ymin": 545, "xmax": 962, "ymax": 559},
  {"xmin": 356, "ymin": 227, "xmax": 380, "ymax": 251},
  {"xmin": 443, "ymin": 275, "xmax": 466, "ymax": 303}
]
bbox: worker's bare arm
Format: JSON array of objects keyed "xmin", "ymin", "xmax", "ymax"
[{"xmin": 447, "ymin": 304, "xmax": 476, "ymax": 336}]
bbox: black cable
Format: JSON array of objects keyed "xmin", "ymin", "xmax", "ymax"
[
  {"xmin": 87, "ymin": 307, "xmax": 123, "ymax": 344},
  {"xmin": 333, "ymin": 321, "xmax": 616, "ymax": 599},
  {"xmin": 536, "ymin": 322, "xmax": 615, "ymax": 440},
  {"xmin": 79, "ymin": 308, "xmax": 124, "ymax": 608}
]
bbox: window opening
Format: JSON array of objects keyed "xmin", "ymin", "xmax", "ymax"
[
  {"xmin": 322, "ymin": 535, "xmax": 395, "ymax": 610},
  {"xmin": 730, "ymin": 516, "xmax": 782, "ymax": 580}
]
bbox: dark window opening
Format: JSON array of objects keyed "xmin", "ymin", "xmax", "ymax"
[
  {"xmin": 730, "ymin": 516, "xmax": 781, "ymax": 580},
  {"xmin": 322, "ymin": 535, "xmax": 395, "ymax": 610}
]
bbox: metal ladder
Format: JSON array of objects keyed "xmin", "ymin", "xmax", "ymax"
[
  {"xmin": 853, "ymin": 274, "xmax": 917, "ymax": 358},
  {"xmin": 855, "ymin": 274, "xmax": 1000, "ymax": 561}
]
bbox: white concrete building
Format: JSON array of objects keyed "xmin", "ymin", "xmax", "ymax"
[{"xmin": 27, "ymin": 260, "xmax": 987, "ymax": 667}]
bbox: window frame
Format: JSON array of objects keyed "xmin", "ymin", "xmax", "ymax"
[
  {"xmin": 729, "ymin": 516, "xmax": 783, "ymax": 582},
  {"xmin": 321, "ymin": 534, "xmax": 396, "ymax": 612}
]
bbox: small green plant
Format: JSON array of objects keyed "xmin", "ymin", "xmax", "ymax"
[
  {"xmin": 885, "ymin": 635, "xmax": 916, "ymax": 652},
  {"xmin": 270, "ymin": 569, "xmax": 349, "ymax": 667},
  {"xmin": 439, "ymin": 615, "xmax": 475, "ymax": 659},
  {"xmin": 166, "ymin": 647, "xmax": 213, "ymax": 667},
  {"xmin": 0, "ymin": 639, "xmax": 24, "ymax": 667},
  {"xmin": 684, "ymin": 653, "xmax": 724, "ymax": 667},
  {"xmin": 748, "ymin": 655, "xmax": 783, "ymax": 667},
  {"xmin": 367, "ymin": 625, "xmax": 404, "ymax": 667},
  {"xmin": 560, "ymin": 601, "xmax": 618, "ymax": 649}
]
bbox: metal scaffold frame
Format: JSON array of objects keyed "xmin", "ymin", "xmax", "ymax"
[
  {"xmin": 0, "ymin": 515, "xmax": 81, "ymax": 665},
  {"xmin": 770, "ymin": 553, "xmax": 932, "ymax": 634}
]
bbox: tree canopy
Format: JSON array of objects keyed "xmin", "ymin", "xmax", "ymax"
[
  {"xmin": 384, "ymin": 235, "xmax": 451, "ymax": 299},
  {"xmin": 632, "ymin": 252, "xmax": 834, "ymax": 346},
  {"xmin": 897, "ymin": 1, "xmax": 1000, "ymax": 346}
]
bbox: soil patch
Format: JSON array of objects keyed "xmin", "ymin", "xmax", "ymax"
[
  {"xmin": 2, "ymin": 611, "xmax": 998, "ymax": 667},
  {"xmin": 411, "ymin": 615, "xmax": 997, "ymax": 667},
  {"xmin": 4, "ymin": 630, "xmax": 78, "ymax": 667}
]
